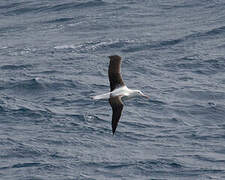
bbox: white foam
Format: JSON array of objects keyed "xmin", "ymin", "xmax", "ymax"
[{"xmin": 54, "ymin": 45, "xmax": 76, "ymax": 49}]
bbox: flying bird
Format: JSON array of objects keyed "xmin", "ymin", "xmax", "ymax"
[{"xmin": 93, "ymin": 55, "xmax": 149, "ymax": 134}]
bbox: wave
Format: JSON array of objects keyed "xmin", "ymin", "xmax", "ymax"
[
  {"xmin": 0, "ymin": 3, "xmax": 21, "ymax": 10},
  {"xmin": 2, "ymin": 78, "xmax": 78, "ymax": 93},
  {"xmin": 4, "ymin": 0, "xmax": 106, "ymax": 15},
  {"xmin": 47, "ymin": 0, "xmax": 106, "ymax": 12},
  {"xmin": 164, "ymin": 56, "xmax": 225, "ymax": 76},
  {"xmin": 178, "ymin": 90, "xmax": 225, "ymax": 101},
  {"xmin": 54, "ymin": 39, "xmax": 133, "ymax": 53},
  {"xmin": 54, "ymin": 44, "xmax": 77, "ymax": 50},
  {"xmin": 0, "ymin": 25, "xmax": 26, "ymax": 34},
  {"xmin": 0, "ymin": 100, "xmax": 53, "ymax": 121},
  {"xmin": 44, "ymin": 17, "xmax": 74, "ymax": 24},
  {"xmin": 122, "ymin": 38, "xmax": 183, "ymax": 53},
  {"xmin": 122, "ymin": 25, "xmax": 225, "ymax": 53},
  {"xmin": 9, "ymin": 78, "xmax": 44, "ymax": 92},
  {"xmin": 0, "ymin": 64, "xmax": 32, "ymax": 70},
  {"xmin": 11, "ymin": 107, "xmax": 52, "ymax": 119}
]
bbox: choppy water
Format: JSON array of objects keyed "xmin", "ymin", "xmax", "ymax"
[{"xmin": 1, "ymin": 0, "xmax": 225, "ymax": 179}]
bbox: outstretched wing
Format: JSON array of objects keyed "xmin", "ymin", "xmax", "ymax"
[
  {"xmin": 108, "ymin": 55, "xmax": 125, "ymax": 92},
  {"xmin": 109, "ymin": 96, "xmax": 124, "ymax": 135}
]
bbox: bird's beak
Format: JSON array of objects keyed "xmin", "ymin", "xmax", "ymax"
[{"xmin": 141, "ymin": 93, "xmax": 149, "ymax": 99}]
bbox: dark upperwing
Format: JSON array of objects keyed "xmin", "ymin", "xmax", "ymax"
[
  {"xmin": 109, "ymin": 96, "xmax": 124, "ymax": 135},
  {"xmin": 108, "ymin": 55, "xmax": 125, "ymax": 92}
]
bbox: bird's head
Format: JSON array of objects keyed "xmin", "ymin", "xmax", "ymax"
[{"xmin": 133, "ymin": 90, "xmax": 149, "ymax": 99}]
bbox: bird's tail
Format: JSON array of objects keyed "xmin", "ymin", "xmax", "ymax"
[{"xmin": 92, "ymin": 92, "xmax": 110, "ymax": 100}]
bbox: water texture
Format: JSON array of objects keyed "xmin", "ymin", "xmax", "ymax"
[{"xmin": 1, "ymin": 0, "xmax": 225, "ymax": 179}]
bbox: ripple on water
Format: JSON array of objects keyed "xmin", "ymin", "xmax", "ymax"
[
  {"xmin": 1, "ymin": 0, "xmax": 225, "ymax": 179},
  {"xmin": 0, "ymin": 64, "xmax": 33, "ymax": 70}
]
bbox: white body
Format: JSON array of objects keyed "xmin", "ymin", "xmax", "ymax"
[{"xmin": 93, "ymin": 86, "xmax": 145, "ymax": 100}]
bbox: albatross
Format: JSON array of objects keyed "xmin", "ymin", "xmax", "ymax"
[{"xmin": 93, "ymin": 55, "xmax": 149, "ymax": 134}]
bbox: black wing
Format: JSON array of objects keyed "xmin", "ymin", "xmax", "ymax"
[
  {"xmin": 109, "ymin": 96, "xmax": 124, "ymax": 135},
  {"xmin": 108, "ymin": 55, "xmax": 125, "ymax": 92}
]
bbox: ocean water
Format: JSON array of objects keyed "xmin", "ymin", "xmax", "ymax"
[{"xmin": 1, "ymin": 0, "xmax": 225, "ymax": 179}]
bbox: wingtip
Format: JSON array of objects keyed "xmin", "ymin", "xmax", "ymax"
[
  {"xmin": 92, "ymin": 96, "xmax": 98, "ymax": 100},
  {"xmin": 108, "ymin": 55, "xmax": 121, "ymax": 60},
  {"xmin": 112, "ymin": 127, "xmax": 116, "ymax": 135}
]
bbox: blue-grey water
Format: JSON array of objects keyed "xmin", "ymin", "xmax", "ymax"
[{"xmin": 1, "ymin": 0, "xmax": 225, "ymax": 179}]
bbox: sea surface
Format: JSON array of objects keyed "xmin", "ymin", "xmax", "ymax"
[{"xmin": 1, "ymin": 0, "xmax": 225, "ymax": 179}]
